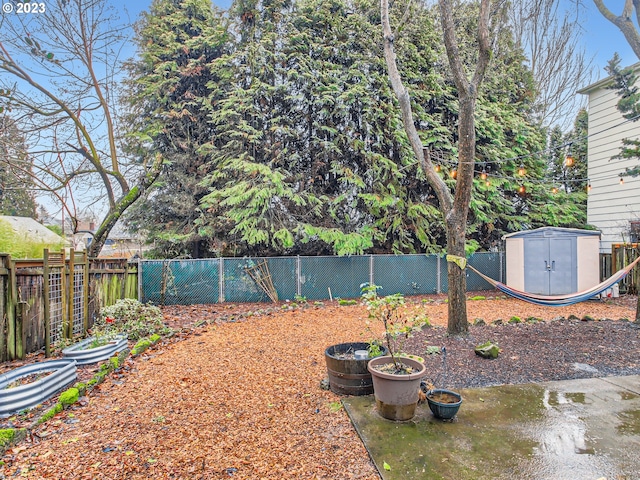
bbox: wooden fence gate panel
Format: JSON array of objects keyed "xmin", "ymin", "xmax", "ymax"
[
  {"xmin": 0, "ymin": 250, "xmax": 137, "ymax": 362},
  {"xmin": 612, "ymin": 244, "xmax": 639, "ymax": 294}
]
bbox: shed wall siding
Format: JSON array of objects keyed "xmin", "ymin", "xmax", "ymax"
[
  {"xmin": 576, "ymin": 236, "xmax": 600, "ymax": 291},
  {"xmin": 505, "ymin": 238, "xmax": 524, "ymax": 290},
  {"xmin": 585, "ymin": 80, "xmax": 640, "ymax": 253}
]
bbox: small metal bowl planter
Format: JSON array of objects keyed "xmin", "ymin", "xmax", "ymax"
[
  {"xmin": 426, "ymin": 389, "xmax": 462, "ymax": 420},
  {"xmin": 62, "ymin": 334, "xmax": 128, "ymax": 365},
  {"xmin": 0, "ymin": 358, "xmax": 77, "ymax": 417}
]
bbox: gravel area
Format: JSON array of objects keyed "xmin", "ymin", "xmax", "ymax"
[{"xmin": 404, "ymin": 318, "xmax": 640, "ymax": 389}]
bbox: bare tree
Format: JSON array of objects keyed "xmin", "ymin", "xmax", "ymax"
[
  {"xmin": 508, "ymin": 0, "xmax": 595, "ymax": 130},
  {"xmin": 594, "ymin": 0, "xmax": 640, "ymax": 59},
  {"xmin": 0, "ymin": 0, "xmax": 162, "ymax": 256},
  {"xmin": 381, "ymin": 0, "xmax": 493, "ymax": 335}
]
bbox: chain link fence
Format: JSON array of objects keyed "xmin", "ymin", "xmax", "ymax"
[{"xmin": 140, "ymin": 252, "xmax": 505, "ymax": 305}]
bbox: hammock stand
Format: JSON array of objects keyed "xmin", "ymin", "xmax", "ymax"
[{"xmin": 465, "ymin": 256, "xmax": 640, "ymax": 307}]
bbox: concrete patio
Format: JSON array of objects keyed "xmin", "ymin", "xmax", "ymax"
[{"xmin": 343, "ymin": 375, "xmax": 640, "ymax": 479}]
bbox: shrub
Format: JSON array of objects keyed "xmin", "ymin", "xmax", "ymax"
[{"xmin": 94, "ymin": 299, "xmax": 172, "ymax": 341}]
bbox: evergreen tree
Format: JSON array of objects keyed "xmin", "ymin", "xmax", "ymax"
[
  {"xmin": 127, "ymin": 0, "xmax": 566, "ymax": 258},
  {"xmin": 604, "ymin": 55, "xmax": 640, "ymax": 177},
  {"xmin": 200, "ymin": 0, "xmax": 447, "ymax": 255},
  {"xmin": 0, "ymin": 115, "xmax": 37, "ymax": 217},
  {"xmin": 123, "ymin": 0, "xmax": 230, "ymax": 258}
]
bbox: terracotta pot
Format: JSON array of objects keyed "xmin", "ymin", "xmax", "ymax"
[
  {"xmin": 367, "ymin": 355, "xmax": 426, "ymax": 421},
  {"xmin": 324, "ymin": 342, "xmax": 388, "ymax": 396}
]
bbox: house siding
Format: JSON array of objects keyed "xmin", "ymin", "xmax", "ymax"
[{"xmin": 580, "ymin": 67, "xmax": 640, "ymax": 253}]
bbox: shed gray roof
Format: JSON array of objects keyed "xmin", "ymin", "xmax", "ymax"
[{"xmin": 502, "ymin": 226, "xmax": 601, "ymax": 240}]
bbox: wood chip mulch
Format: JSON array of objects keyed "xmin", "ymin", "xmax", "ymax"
[{"xmin": 0, "ymin": 293, "xmax": 637, "ymax": 479}]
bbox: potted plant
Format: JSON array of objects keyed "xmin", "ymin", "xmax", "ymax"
[
  {"xmin": 421, "ymin": 347, "xmax": 463, "ymax": 420},
  {"xmin": 425, "ymin": 388, "xmax": 462, "ymax": 420},
  {"xmin": 362, "ymin": 283, "xmax": 427, "ymax": 421}
]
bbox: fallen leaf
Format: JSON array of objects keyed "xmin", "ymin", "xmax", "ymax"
[{"xmin": 383, "ymin": 461, "xmax": 391, "ymax": 471}]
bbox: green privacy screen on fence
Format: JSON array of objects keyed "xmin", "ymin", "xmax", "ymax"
[{"xmin": 140, "ymin": 253, "xmax": 504, "ymax": 305}]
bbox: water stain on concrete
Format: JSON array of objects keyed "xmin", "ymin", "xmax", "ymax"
[{"xmin": 342, "ymin": 375, "xmax": 640, "ymax": 480}]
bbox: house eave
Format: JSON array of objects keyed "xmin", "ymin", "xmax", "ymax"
[{"xmin": 577, "ymin": 61, "xmax": 640, "ymax": 95}]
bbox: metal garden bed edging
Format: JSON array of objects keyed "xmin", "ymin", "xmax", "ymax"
[
  {"xmin": 0, "ymin": 358, "xmax": 78, "ymax": 417},
  {"xmin": 62, "ymin": 334, "xmax": 128, "ymax": 365}
]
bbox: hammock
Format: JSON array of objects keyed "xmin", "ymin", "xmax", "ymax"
[{"xmin": 466, "ymin": 256, "xmax": 640, "ymax": 307}]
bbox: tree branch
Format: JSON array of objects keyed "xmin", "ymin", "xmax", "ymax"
[{"xmin": 380, "ymin": 0, "xmax": 453, "ymax": 216}]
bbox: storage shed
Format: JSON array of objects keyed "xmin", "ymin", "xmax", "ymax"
[{"xmin": 503, "ymin": 227, "xmax": 600, "ymax": 295}]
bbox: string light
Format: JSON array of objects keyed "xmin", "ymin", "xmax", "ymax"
[
  {"xmin": 416, "ymin": 113, "xmax": 640, "ymax": 193},
  {"xmin": 519, "ymin": 185, "xmax": 526, "ymax": 194},
  {"xmin": 435, "ymin": 164, "xmax": 441, "ymax": 172},
  {"xmin": 417, "ymin": 113, "xmax": 640, "ymax": 171},
  {"xmin": 564, "ymin": 155, "xmax": 574, "ymax": 167},
  {"xmin": 518, "ymin": 163, "xmax": 526, "ymax": 176}
]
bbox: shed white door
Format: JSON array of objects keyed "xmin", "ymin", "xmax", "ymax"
[{"xmin": 523, "ymin": 237, "xmax": 576, "ymax": 295}]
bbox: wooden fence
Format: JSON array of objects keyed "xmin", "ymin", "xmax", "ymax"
[
  {"xmin": 0, "ymin": 249, "xmax": 138, "ymax": 362},
  {"xmin": 612, "ymin": 243, "xmax": 639, "ymax": 294}
]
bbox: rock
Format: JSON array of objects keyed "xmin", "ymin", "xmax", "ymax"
[
  {"xmin": 568, "ymin": 314, "xmax": 580, "ymax": 321},
  {"xmin": 492, "ymin": 319, "xmax": 503, "ymax": 326},
  {"xmin": 508, "ymin": 316, "xmax": 521, "ymax": 324},
  {"xmin": 581, "ymin": 315, "xmax": 595, "ymax": 322},
  {"xmin": 475, "ymin": 341, "xmax": 500, "ymax": 359},
  {"xmin": 473, "ymin": 318, "xmax": 486, "ymax": 326},
  {"xmin": 319, "ymin": 377, "xmax": 330, "ymax": 390},
  {"xmin": 573, "ymin": 363, "xmax": 598, "ymax": 373}
]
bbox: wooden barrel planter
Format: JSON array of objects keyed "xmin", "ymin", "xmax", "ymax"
[{"xmin": 324, "ymin": 342, "xmax": 387, "ymax": 396}]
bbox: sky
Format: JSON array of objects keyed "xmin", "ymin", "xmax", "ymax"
[
  {"xmin": 112, "ymin": 0, "xmax": 638, "ymax": 83},
  {"xmin": 571, "ymin": 0, "xmax": 638, "ymax": 81}
]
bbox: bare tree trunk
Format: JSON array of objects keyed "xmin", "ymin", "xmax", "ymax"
[
  {"xmin": 445, "ymin": 210, "xmax": 468, "ymax": 334},
  {"xmin": 380, "ymin": 0, "xmax": 493, "ymax": 335}
]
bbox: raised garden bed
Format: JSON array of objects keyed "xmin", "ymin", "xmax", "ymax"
[
  {"xmin": 62, "ymin": 334, "xmax": 128, "ymax": 365},
  {"xmin": 0, "ymin": 359, "xmax": 77, "ymax": 417}
]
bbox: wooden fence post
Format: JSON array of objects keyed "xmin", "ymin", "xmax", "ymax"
[
  {"xmin": 15, "ymin": 301, "xmax": 28, "ymax": 360},
  {"xmin": 66, "ymin": 248, "xmax": 75, "ymax": 338},
  {"xmin": 61, "ymin": 251, "xmax": 68, "ymax": 340},
  {"xmin": 83, "ymin": 251, "xmax": 89, "ymax": 333},
  {"xmin": 6, "ymin": 255, "xmax": 17, "ymax": 360},
  {"xmin": 0, "ymin": 255, "xmax": 9, "ymax": 362},
  {"xmin": 43, "ymin": 249, "xmax": 51, "ymax": 357}
]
